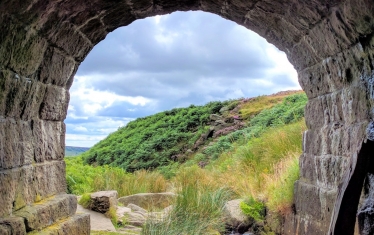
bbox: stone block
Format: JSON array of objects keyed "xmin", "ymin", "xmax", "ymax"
[
  {"xmin": 39, "ymin": 85, "xmax": 69, "ymax": 121},
  {"xmin": 303, "ymin": 121, "xmax": 367, "ymax": 157},
  {"xmin": 79, "ymin": 19, "xmax": 108, "ymax": 44},
  {"xmin": 32, "ymin": 120, "xmax": 65, "ymax": 163},
  {"xmin": 299, "ymin": 154, "xmax": 349, "ymax": 189},
  {"xmin": 101, "ymin": 2, "xmax": 135, "ymax": 32},
  {"xmin": 89, "ymin": 190, "xmax": 118, "ymax": 214},
  {"xmin": 300, "ymin": 42, "xmax": 370, "ymax": 99},
  {"xmin": 0, "ymin": 17, "xmax": 47, "ymax": 76},
  {"xmin": 48, "ymin": 22, "xmax": 92, "ymax": 61},
  {"xmin": 0, "ymin": 161, "xmax": 67, "ymax": 217},
  {"xmin": 0, "ymin": 70, "xmax": 47, "ymax": 120},
  {"xmin": 294, "ymin": 180, "xmax": 337, "ymax": 222},
  {"xmin": 0, "ymin": 118, "xmax": 65, "ymax": 170},
  {"xmin": 39, "ymin": 47, "xmax": 77, "ymax": 87},
  {"xmin": 0, "ymin": 118, "xmax": 33, "ymax": 170},
  {"xmin": 14, "ymin": 194, "xmax": 77, "ymax": 232},
  {"xmin": 305, "ymin": 87, "xmax": 369, "ymax": 129},
  {"xmin": 0, "ymin": 216, "xmax": 26, "ymax": 235},
  {"xmin": 288, "ymin": 38, "xmax": 321, "ymax": 71},
  {"xmin": 27, "ymin": 214, "xmax": 90, "ymax": 235}
]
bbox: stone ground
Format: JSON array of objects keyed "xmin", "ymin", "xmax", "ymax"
[{"xmin": 76, "ymin": 204, "xmax": 117, "ymax": 232}]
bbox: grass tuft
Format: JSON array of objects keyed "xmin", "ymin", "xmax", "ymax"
[{"xmin": 78, "ymin": 193, "xmax": 91, "ymax": 208}]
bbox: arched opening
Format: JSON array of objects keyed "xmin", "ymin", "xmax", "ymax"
[{"xmin": 0, "ymin": 0, "xmax": 373, "ymax": 234}]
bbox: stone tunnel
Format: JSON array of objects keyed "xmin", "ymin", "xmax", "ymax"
[{"xmin": 0, "ymin": 0, "xmax": 373, "ymax": 234}]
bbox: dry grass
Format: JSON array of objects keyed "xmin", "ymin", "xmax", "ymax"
[
  {"xmin": 239, "ymin": 91, "xmax": 303, "ymax": 120},
  {"xmin": 262, "ymin": 153, "xmax": 300, "ymax": 214}
]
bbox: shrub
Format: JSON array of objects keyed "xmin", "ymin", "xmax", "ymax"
[{"xmin": 240, "ymin": 197, "xmax": 265, "ymax": 222}]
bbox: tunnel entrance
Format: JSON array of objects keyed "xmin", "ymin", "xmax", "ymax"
[
  {"xmin": 0, "ymin": 0, "xmax": 373, "ymax": 234},
  {"xmin": 332, "ymin": 140, "xmax": 374, "ymax": 235}
]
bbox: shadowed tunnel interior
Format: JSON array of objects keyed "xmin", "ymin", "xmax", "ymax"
[{"xmin": 332, "ymin": 140, "xmax": 374, "ymax": 235}]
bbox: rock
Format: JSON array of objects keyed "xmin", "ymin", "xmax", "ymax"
[
  {"xmin": 215, "ymin": 119, "xmax": 227, "ymax": 125},
  {"xmin": 118, "ymin": 192, "xmax": 176, "ymax": 210},
  {"xmin": 116, "ymin": 206, "xmax": 132, "ymax": 218},
  {"xmin": 90, "ymin": 190, "xmax": 118, "ymax": 214},
  {"xmin": 163, "ymin": 205, "xmax": 173, "ymax": 214},
  {"xmin": 125, "ymin": 212, "xmax": 147, "ymax": 227},
  {"xmin": 223, "ymin": 199, "xmax": 253, "ymax": 232},
  {"xmin": 127, "ymin": 204, "xmax": 147, "ymax": 215},
  {"xmin": 210, "ymin": 114, "xmax": 222, "ymax": 121},
  {"xmin": 117, "ymin": 225, "xmax": 142, "ymax": 234},
  {"xmin": 219, "ymin": 106, "xmax": 230, "ymax": 113},
  {"xmin": 77, "ymin": 204, "xmax": 116, "ymax": 232}
]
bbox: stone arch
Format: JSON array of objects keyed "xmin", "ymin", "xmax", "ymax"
[{"xmin": 0, "ymin": 0, "xmax": 373, "ymax": 234}]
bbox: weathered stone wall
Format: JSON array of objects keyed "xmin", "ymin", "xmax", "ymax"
[{"xmin": 0, "ymin": 0, "xmax": 373, "ymax": 234}]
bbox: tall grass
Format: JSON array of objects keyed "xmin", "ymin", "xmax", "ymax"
[
  {"xmin": 142, "ymin": 172, "xmax": 231, "ymax": 235},
  {"xmin": 263, "ymin": 153, "xmax": 300, "ymax": 214},
  {"xmin": 65, "ymin": 157, "xmax": 168, "ymax": 197}
]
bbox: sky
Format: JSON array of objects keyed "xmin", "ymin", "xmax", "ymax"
[{"xmin": 65, "ymin": 11, "xmax": 300, "ymax": 147}]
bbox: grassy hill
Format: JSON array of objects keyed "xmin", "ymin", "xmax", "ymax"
[
  {"xmin": 65, "ymin": 146, "xmax": 90, "ymax": 157},
  {"xmin": 81, "ymin": 90, "xmax": 305, "ymax": 172},
  {"xmin": 66, "ymin": 90, "xmax": 308, "ymax": 234}
]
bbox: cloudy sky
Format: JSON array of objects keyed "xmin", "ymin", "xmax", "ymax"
[{"xmin": 65, "ymin": 11, "xmax": 300, "ymax": 147}]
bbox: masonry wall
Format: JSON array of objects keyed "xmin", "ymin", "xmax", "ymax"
[{"xmin": 0, "ymin": 0, "xmax": 373, "ymax": 234}]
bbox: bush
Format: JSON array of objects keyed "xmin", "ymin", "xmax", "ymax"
[{"xmin": 240, "ymin": 197, "xmax": 265, "ymax": 222}]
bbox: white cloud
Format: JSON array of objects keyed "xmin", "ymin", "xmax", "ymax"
[{"xmin": 70, "ymin": 75, "xmax": 152, "ymax": 116}]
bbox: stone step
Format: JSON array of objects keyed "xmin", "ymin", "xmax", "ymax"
[
  {"xmin": 14, "ymin": 194, "xmax": 77, "ymax": 232},
  {"xmin": 27, "ymin": 214, "xmax": 90, "ymax": 235}
]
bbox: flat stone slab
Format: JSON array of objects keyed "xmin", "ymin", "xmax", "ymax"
[
  {"xmin": 118, "ymin": 192, "xmax": 176, "ymax": 210},
  {"xmin": 77, "ymin": 204, "xmax": 116, "ymax": 232},
  {"xmin": 27, "ymin": 214, "xmax": 90, "ymax": 235}
]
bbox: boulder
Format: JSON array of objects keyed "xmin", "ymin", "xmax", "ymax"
[
  {"xmin": 219, "ymin": 106, "xmax": 230, "ymax": 113},
  {"xmin": 89, "ymin": 190, "xmax": 118, "ymax": 214},
  {"xmin": 210, "ymin": 114, "xmax": 222, "ymax": 121},
  {"xmin": 124, "ymin": 212, "xmax": 147, "ymax": 227},
  {"xmin": 116, "ymin": 206, "xmax": 132, "ymax": 218},
  {"xmin": 224, "ymin": 199, "xmax": 253, "ymax": 232},
  {"xmin": 118, "ymin": 192, "xmax": 176, "ymax": 210},
  {"xmin": 127, "ymin": 203, "xmax": 147, "ymax": 215}
]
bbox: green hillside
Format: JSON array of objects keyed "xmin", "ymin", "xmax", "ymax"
[
  {"xmin": 81, "ymin": 91, "xmax": 306, "ymax": 172},
  {"xmin": 82, "ymin": 100, "xmax": 236, "ymax": 171}
]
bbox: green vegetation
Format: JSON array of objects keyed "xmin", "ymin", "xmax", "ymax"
[
  {"xmin": 143, "ymin": 177, "xmax": 231, "ymax": 235},
  {"xmin": 82, "ymin": 101, "xmax": 237, "ymax": 171},
  {"xmin": 240, "ymin": 197, "xmax": 265, "ymax": 222},
  {"xmin": 66, "ymin": 157, "xmax": 167, "ymax": 197},
  {"xmin": 78, "ymin": 193, "xmax": 91, "ymax": 208},
  {"xmin": 66, "ymin": 91, "xmax": 308, "ymax": 233}
]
